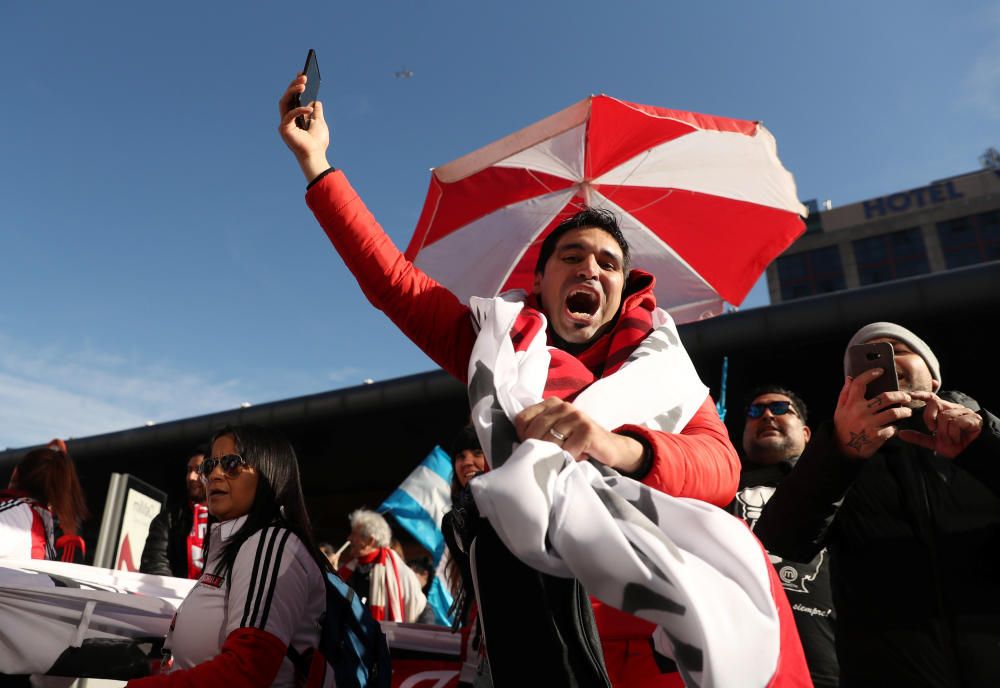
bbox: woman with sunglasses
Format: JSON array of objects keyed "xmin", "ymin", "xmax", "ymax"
[
  {"xmin": 128, "ymin": 424, "xmax": 331, "ymax": 688},
  {"xmin": 0, "ymin": 439, "xmax": 88, "ymax": 562}
]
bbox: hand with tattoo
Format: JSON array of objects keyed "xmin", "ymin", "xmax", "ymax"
[
  {"xmin": 897, "ymin": 391, "xmax": 983, "ymax": 458},
  {"xmin": 834, "ymin": 369, "xmax": 913, "ymax": 459}
]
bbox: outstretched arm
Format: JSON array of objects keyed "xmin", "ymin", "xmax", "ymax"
[{"xmin": 278, "ymin": 76, "xmax": 478, "ymax": 380}]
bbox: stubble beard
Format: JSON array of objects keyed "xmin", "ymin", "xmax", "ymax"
[{"xmin": 749, "ymin": 434, "xmax": 797, "ymax": 464}]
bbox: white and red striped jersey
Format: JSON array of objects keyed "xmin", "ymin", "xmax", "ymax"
[
  {"xmin": 0, "ymin": 491, "xmax": 55, "ymax": 560},
  {"xmin": 159, "ymin": 515, "xmax": 326, "ymax": 687}
]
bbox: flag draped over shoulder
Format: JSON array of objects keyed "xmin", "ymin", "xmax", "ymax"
[
  {"xmin": 466, "ymin": 294, "xmax": 793, "ymax": 688},
  {"xmin": 378, "ymin": 445, "xmax": 455, "ymax": 625}
]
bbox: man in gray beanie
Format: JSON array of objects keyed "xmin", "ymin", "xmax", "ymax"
[{"xmin": 755, "ymin": 321, "xmax": 1000, "ymax": 687}]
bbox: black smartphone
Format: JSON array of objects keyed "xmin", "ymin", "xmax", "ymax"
[
  {"xmin": 847, "ymin": 342, "xmax": 900, "ymax": 400},
  {"xmin": 293, "ymin": 49, "xmax": 321, "ymax": 130}
]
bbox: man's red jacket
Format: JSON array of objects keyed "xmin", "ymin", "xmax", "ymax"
[{"xmin": 305, "ymin": 170, "xmax": 807, "ymax": 687}]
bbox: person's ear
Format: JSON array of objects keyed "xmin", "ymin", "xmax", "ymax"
[
  {"xmin": 532, "ymin": 271, "xmax": 543, "ymax": 295},
  {"xmin": 931, "ymin": 379, "xmax": 941, "ymax": 392},
  {"xmin": 802, "ymin": 425, "xmax": 812, "ymax": 443}
]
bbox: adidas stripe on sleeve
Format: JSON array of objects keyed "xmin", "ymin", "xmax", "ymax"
[{"xmin": 227, "ymin": 527, "xmax": 325, "ymax": 647}]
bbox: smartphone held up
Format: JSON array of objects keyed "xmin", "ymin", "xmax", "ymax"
[
  {"xmin": 293, "ymin": 49, "xmax": 321, "ymax": 130},
  {"xmin": 848, "ymin": 342, "xmax": 900, "ymax": 400}
]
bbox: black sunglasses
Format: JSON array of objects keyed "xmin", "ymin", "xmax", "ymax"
[
  {"xmin": 746, "ymin": 401, "xmax": 796, "ymax": 419},
  {"xmin": 199, "ymin": 454, "xmax": 249, "ymax": 478}
]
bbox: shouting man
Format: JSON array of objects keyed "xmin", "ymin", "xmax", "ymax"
[{"xmin": 278, "ymin": 76, "xmax": 806, "ymax": 687}]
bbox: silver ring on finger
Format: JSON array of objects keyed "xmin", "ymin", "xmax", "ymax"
[{"xmin": 549, "ymin": 428, "xmax": 566, "ymax": 442}]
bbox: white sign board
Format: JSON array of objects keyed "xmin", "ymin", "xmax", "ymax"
[
  {"xmin": 114, "ymin": 487, "xmax": 163, "ymax": 571},
  {"xmin": 94, "ymin": 473, "xmax": 166, "ymax": 571}
]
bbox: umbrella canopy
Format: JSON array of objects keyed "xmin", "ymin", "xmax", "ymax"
[{"xmin": 405, "ymin": 95, "xmax": 806, "ymax": 323}]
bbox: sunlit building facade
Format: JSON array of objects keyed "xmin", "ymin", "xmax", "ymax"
[{"xmin": 767, "ymin": 165, "xmax": 1000, "ymax": 303}]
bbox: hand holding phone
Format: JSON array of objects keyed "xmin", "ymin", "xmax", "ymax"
[
  {"xmin": 847, "ymin": 342, "xmax": 899, "ymax": 400},
  {"xmin": 292, "ymin": 49, "xmax": 321, "ymax": 130},
  {"xmin": 278, "ymin": 51, "xmax": 331, "ymax": 182}
]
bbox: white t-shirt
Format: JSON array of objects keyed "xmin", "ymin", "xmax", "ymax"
[{"xmin": 165, "ymin": 515, "xmax": 326, "ymax": 686}]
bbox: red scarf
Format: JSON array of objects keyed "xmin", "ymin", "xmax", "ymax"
[
  {"xmin": 513, "ymin": 270, "xmax": 657, "ymax": 401},
  {"xmin": 186, "ymin": 501, "xmax": 209, "ymax": 579},
  {"xmin": 357, "ymin": 548, "xmax": 401, "ymax": 622}
]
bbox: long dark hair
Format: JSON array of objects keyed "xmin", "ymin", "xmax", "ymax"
[
  {"xmin": 14, "ymin": 440, "xmax": 88, "ymax": 535},
  {"xmin": 446, "ymin": 470, "xmax": 465, "ymax": 597},
  {"xmin": 202, "ymin": 424, "xmax": 331, "ymax": 580}
]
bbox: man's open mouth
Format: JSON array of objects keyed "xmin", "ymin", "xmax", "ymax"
[{"xmin": 565, "ymin": 289, "xmax": 599, "ymax": 321}]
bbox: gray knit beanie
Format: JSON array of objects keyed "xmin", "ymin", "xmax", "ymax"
[{"xmin": 843, "ymin": 322, "xmax": 941, "ymax": 387}]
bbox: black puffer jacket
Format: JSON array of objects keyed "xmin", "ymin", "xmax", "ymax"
[
  {"xmin": 139, "ymin": 501, "xmax": 195, "ymax": 578},
  {"xmin": 755, "ymin": 391, "xmax": 1000, "ymax": 687}
]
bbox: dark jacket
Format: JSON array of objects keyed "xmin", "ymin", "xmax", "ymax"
[
  {"xmin": 728, "ymin": 460, "xmax": 839, "ymax": 687},
  {"xmin": 755, "ymin": 391, "xmax": 1000, "ymax": 687},
  {"xmin": 139, "ymin": 500, "xmax": 196, "ymax": 578}
]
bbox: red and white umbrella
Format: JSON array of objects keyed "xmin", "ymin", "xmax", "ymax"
[{"xmin": 405, "ymin": 95, "xmax": 806, "ymax": 323}]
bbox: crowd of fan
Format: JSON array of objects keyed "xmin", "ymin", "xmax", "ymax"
[
  {"xmin": 0, "ymin": 70, "xmax": 996, "ymax": 688},
  {"xmin": 3, "ymin": 316, "xmax": 995, "ymax": 688}
]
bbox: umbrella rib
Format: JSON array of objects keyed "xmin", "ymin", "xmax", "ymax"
[
  {"xmin": 416, "ymin": 176, "xmax": 445, "ymax": 256},
  {"xmin": 492, "ymin": 191, "xmax": 578, "ymax": 293},
  {"xmin": 594, "ymin": 149, "xmax": 652, "ymax": 205},
  {"xmin": 624, "ymin": 188, "xmax": 676, "ymax": 215},
  {"xmin": 525, "ymin": 168, "xmax": 589, "ymax": 213},
  {"xmin": 525, "ymin": 168, "xmax": 561, "ymax": 196}
]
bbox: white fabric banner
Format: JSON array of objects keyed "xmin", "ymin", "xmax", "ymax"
[
  {"xmin": 466, "ymin": 295, "xmax": 781, "ymax": 688},
  {"xmin": 0, "ymin": 559, "xmax": 194, "ymax": 677}
]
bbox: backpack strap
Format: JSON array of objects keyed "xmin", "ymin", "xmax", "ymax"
[{"xmin": 286, "ymin": 644, "xmax": 311, "ymax": 681}]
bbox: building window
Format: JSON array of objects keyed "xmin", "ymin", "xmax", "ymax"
[
  {"xmin": 852, "ymin": 228, "xmax": 930, "ymax": 286},
  {"xmin": 777, "ymin": 246, "xmax": 846, "ymax": 300},
  {"xmin": 937, "ymin": 211, "xmax": 1000, "ymax": 268}
]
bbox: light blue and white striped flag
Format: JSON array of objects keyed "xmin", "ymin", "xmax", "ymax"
[{"xmin": 378, "ymin": 445, "xmax": 454, "ymax": 625}]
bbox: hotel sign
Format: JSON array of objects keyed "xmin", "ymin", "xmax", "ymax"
[{"xmin": 862, "ymin": 181, "xmax": 964, "ymax": 219}]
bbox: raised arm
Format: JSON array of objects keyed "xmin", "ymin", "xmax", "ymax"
[{"xmin": 278, "ymin": 76, "xmax": 477, "ymax": 381}]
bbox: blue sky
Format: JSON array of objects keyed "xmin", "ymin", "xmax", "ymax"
[{"xmin": 1, "ymin": 1, "xmax": 997, "ymax": 449}]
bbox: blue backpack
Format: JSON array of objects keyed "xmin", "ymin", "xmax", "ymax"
[{"xmin": 288, "ymin": 570, "xmax": 392, "ymax": 688}]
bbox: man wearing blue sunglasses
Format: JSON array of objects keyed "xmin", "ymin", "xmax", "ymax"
[{"xmin": 729, "ymin": 386, "xmax": 839, "ymax": 687}]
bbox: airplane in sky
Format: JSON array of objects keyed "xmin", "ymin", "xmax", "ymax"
[{"xmin": 394, "ymin": 67, "xmax": 414, "ymax": 79}]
